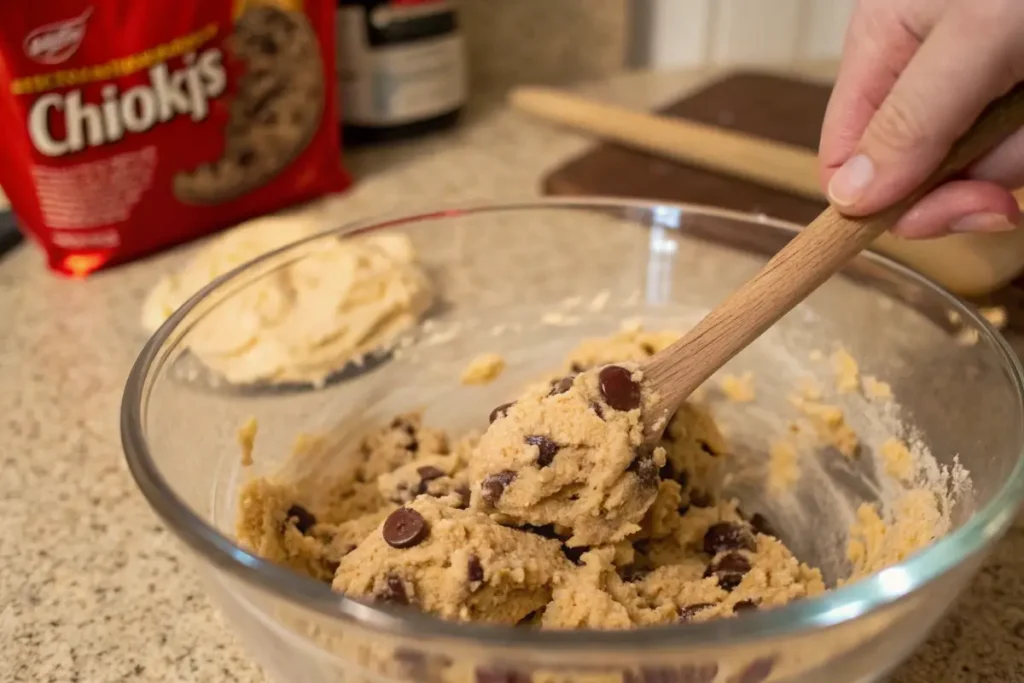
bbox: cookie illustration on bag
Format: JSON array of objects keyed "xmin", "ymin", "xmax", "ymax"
[{"xmin": 174, "ymin": 4, "xmax": 325, "ymax": 204}]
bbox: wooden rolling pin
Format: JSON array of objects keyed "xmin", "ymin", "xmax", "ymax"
[{"xmin": 511, "ymin": 86, "xmax": 1024, "ymax": 297}]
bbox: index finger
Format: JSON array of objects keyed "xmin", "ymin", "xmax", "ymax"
[{"xmin": 818, "ymin": 0, "xmax": 940, "ymax": 187}]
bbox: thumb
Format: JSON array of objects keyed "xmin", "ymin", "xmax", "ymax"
[{"xmin": 828, "ymin": 3, "xmax": 1022, "ymax": 216}]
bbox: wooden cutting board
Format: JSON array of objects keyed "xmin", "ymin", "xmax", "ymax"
[
  {"xmin": 542, "ymin": 70, "xmax": 1024, "ymax": 325},
  {"xmin": 543, "ymin": 71, "xmax": 831, "ymax": 222}
]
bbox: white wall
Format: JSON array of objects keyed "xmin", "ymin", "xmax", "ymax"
[{"xmin": 628, "ymin": 0, "xmax": 856, "ymax": 68}]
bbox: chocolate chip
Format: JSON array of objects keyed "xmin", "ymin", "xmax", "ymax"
[
  {"xmin": 678, "ymin": 602, "xmax": 714, "ymax": 622},
  {"xmin": 696, "ymin": 439, "xmax": 718, "ymax": 456},
  {"xmin": 621, "ymin": 543, "xmax": 655, "ymax": 580},
  {"xmin": 711, "ymin": 568, "xmax": 746, "ymax": 592},
  {"xmin": 258, "ymin": 35, "xmax": 279, "ymax": 54},
  {"xmin": 525, "ymin": 435, "xmax": 560, "ymax": 467},
  {"xmin": 733, "ymin": 599, "xmax": 758, "ymax": 613},
  {"xmin": 475, "ymin": 667, "xmax": 531, "ymax": 683},
  {"xmin": 387, "ymin": 418, "xmax": 416, "ymax": 438},
  {"xmin": 618, "ymin": 564, "xmax": 650, "ymax": 582},
  {"xmin": 659, "ymin": 460, "xmax": 675, "ymax": 480},
  {"xmin": 413, "ymin": 466, "xmax": 445, "ymax": 495},
  {"xmin": 378, "ymin": 573, "xmax": 409, "ymax": 605},
  {"xmin": 688, "ymin": 489, "xmax": 714, "ymax": 508},
  {"xmin": 713, "ymin": 552, "xmax": 752, "ymax": 573},
  {"xmin": 454, "ymin": 485, "xmax": 471, "ymax": 509},
  {"xmin": 703, "ymin": 552, "xmax": 751, "ymax": 592},
  {"xmin": 286, "ymin": 504, "xmax": 316, "ymax": 534},
  {"xmin": 703, "ymin": 523, "xmax": 756, "ymax": 554},
  {"xmin": 246, "ymin": 82, "xmax": 285, "ymax": 117},
  {"xmin": 382, "ymin": 508, "xmax": 429, "ymax": 549},
  {"xmin": 417, "ymin": 465, "xmax": 445, "ymax": 482},
  {"xmin": 467, "ymin": 555, "xmax": 484, "ymax": 583},
  {"xmin": 548, "ymin": 376, "xmax": 574, "ymax": 396},
  {"xmin": 560, "ymin": 544, "xmax": 587, "ymax": 565},
  {"xmin": 517, "ymin": 609, "xmax": 541, "ymax": 626},
  {"xmin": 598, "ymin": 365, "xmax": 642, "ymax": 411},
  {"xmin": 749, "ymin": 513, "xmax": 777, "ymax": 538},
  {"xmin": 627, "ymin": 451, "xmax": 659, "ymax": 488},
  {"xmin": 481, "ymin": 471, "xmax": 516, "ymax": 504},
  {"xmin": 570, "ymin": 362, "xmax": 586, "ymax": 373},
  {"xmin": 589, "ymin": 401, "xmax": 605, "ymax": 420},
  {"xmin": 489, "ymin": 402, "xmax": 514, "ymax": 423},
  {"xmin": 640, "ymin": 343, "xmax": 656, "ymax": 355},
  {"xmin": 521, "ymin": 523, "xmax": 562, "ymax": 540}
]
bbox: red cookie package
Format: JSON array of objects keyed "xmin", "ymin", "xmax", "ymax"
[{"xmin": 0, "ymin": 0, "xmax": 351, "ymax": 277}]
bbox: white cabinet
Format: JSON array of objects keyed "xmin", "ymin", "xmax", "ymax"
[{"xmin": 628, "ymin": 0, "xmax": 856, "ymax": 68}]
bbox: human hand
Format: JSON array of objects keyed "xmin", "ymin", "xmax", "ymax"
[{"xmin": 820, "ymin": 0, "xmax": 1024, "ymax": 238}]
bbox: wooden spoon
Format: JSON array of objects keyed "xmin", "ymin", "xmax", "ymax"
[{"xmin": 640, "ymin": 84, "xmax": 1024, "ymax": 442}]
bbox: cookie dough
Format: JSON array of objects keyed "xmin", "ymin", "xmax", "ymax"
[
  {"xmin": 470, "ymin": 364, "xmax": 664, "ymax": 547},
  {"xmin": 142, "ymin": 219, "xmax": 432, "ymax": 385},
  {"xmin": 333, "ymin": 496, "xmax": 571, "ymax": 624},
  {"xmin": 460, "ymin": 353, "xmax": 506, "ymax": 385},
  {"xmin": 236, "ymin": 329, "xmax": 835, "ymax": 630}
]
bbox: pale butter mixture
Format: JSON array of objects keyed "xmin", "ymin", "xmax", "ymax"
[
  {"xmin": 236, "ymin": 329, "xmax": 957, "ymax": 630},
  {"xmin": 141, "ymin": 216, "xmax": 433, "ymax": 385}
]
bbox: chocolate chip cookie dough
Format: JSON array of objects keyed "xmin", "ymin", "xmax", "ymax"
[
  {"xmin": 236, "ymin": 330, "xmax": 829, "ymax": 629},
  {"xmin": 471, "ymin": 364, "xmax": 664, "ymax": 547}
]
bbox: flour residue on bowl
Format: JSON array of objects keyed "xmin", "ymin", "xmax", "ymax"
[{"xmin": 708, "ymin": 324, "xmax": 970, "ymax": 585}]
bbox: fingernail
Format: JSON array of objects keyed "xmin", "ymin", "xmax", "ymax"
[
  {"xmin": 950, "ymin": 213, "xmax": 1017, "ymax": 233},
  {"xmin": 828, "ymin": 154, "xmax": 875, "ymax": 207}
]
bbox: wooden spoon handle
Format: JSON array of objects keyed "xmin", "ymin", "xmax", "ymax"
[{"xmin": 642, "ymin": 84, "xmax": 1024, "ymax": 423}]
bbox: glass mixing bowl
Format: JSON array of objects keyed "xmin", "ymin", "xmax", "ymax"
[{"xmin": 122, "ymin": 200, "xmax": 1024, "ymax": 683}]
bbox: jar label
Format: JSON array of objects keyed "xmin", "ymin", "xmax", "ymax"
[{"xmin": 336, "ymin": 5, "xmax": 466, "ymax": 126}]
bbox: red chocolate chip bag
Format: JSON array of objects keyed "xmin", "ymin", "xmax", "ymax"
[{"xmin": 0, "ymin": 0, "xmax": 351, "ymax": 277}]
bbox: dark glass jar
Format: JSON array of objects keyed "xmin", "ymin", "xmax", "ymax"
[{"xmin": 336, "ymin": 0, "xmax": 467, "ymax": 145}]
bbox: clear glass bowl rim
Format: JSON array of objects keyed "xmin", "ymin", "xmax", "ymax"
[{"xmin": 121, "ymin": 197, "xmax": 1024, "ymax": 652}]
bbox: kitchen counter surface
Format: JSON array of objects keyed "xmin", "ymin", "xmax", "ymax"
[{"xmin": 3, "ymin": 64, "xmax": 1024, "ymax": 683}]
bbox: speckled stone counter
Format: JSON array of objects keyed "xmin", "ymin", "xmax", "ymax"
[{"xmin": 3, "ymin": 66, "xmax": 1024, "ymax": 683}]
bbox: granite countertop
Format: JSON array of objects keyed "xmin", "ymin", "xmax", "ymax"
[{"xmin": 3, "ymin": 65, "xmax": 1024, "ymax": 683}]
